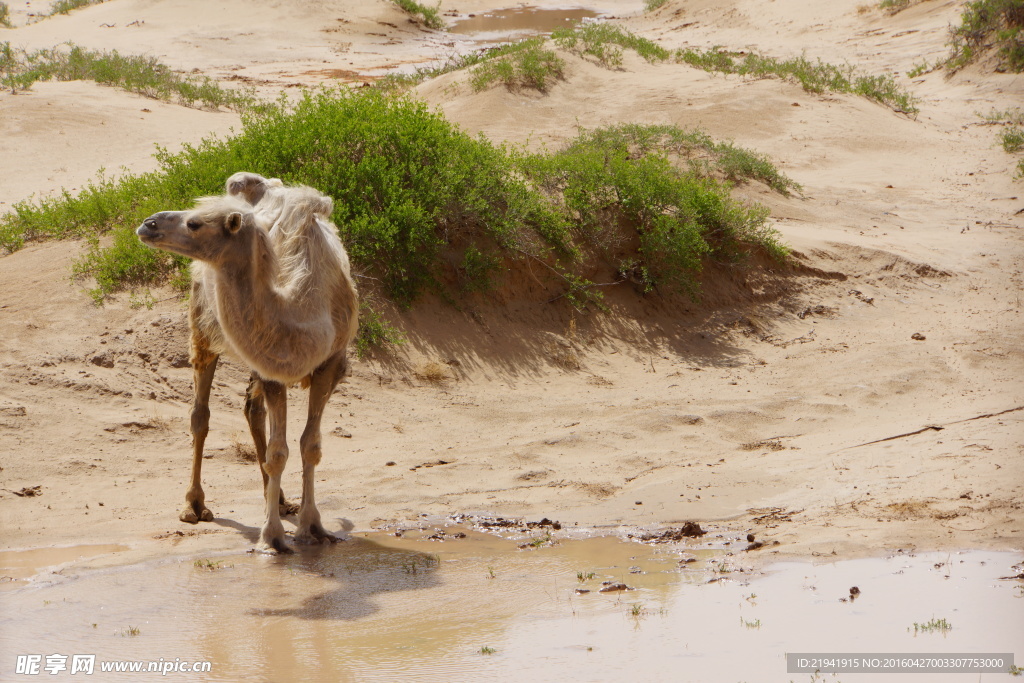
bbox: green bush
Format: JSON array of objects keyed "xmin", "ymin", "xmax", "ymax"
[
  {"xmin": 470, "ymin": 37, "xmax": 565, "ymax": 92},
  {"xmin": 948, "ymin": 0, "xmax": 1024, "ymax": 72},
  {"xmin": 0, "ymin": 2, "xmax": 11, "ymax": 28},
  {"xmin": 2, "ymin": 89, "xmax": 791, "ymax": 307},
  {"xmin": 1001, "ymin": 126, "xmax": 1024, "ymax": 152},
  {"xmin": 523, "ymin": 125, "xmax": 787, "ymax": 295}
]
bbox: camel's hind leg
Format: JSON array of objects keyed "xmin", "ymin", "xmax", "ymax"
[
  {"xmin": 181, "ymin": 346, "xmax": 218, "ymax": 524},
  {"xmin": 257, "ymin": 380, "xmax": 291, "ymax": 553},
  {"xmin": 244, "ymin": 374, "xmax": 299, "ymax": 517},
  {"xmin": 294, "ymin": 352, "xmax": 348, "ymax": 545}
]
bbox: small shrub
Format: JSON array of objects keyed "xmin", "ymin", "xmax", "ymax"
[
  {"xmin": 644, "ymin": 0, "xmax": 669, "ymax": 10},
  {"xmin": 355, "ymin": 305, "xmax": 405, "ymax": 358},
  {"xmin": 470, "ymin": 38, "xmax": 565, "ymax": 92},
  {"xmin": 1001, "ymin": 126, "xmax": 1024, "ymax": 152},
  {"xmin": 392, "ymin": 0, "xmax": 444, "ymax": 30},
  {"xmin": 906, "ymin": 60, "xmax": 932, "ymax": 77},
  {"xmin": 947, "ymin": 0, "xmax": 1024, "ymax": 72},
  {"xmin": 0, "ymin": 2, "xmax": 11, "ymax": 28},
  {"xmin": 552, "ymin": 23, "xmax": 670, "ymax": 67}
]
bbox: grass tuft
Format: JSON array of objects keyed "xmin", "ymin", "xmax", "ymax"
[
  {"xmin": 878, "ymin": 0, "xmax": 919, "ymax": 14},
  {"xmin": 48, "ymin": 0, "xmax": 104, "ymax": 15},
  {"xmin": 392, "ymin": 0, "xmax": 444, "ymax": 30},
  {"xmin": 1000, "ymin": 126, "xmax": 1024, "ymax": 152},
  {"xmin": 355, "ymin": 304, "xmax": 406, "ymax": 358},
  {"xmin": 470, "ymin": 37, "xmax": 565, "ymax": 92},
  {"xmin": 0, "ymin": 41, "xmax": 250, "ymax": 108},
  {"xmin": 552, "ymin": 22, "xmax": 671, "ymax": 67},
  {"xmin": 947, "ymin": 0, "xmax": 1024, "ymax": 72},
  {"xmin": 0, "ymin": 2, "xmax": 11, "ymax": 28},
  {"xmin": 675, "ymin": 47, "xmax": 918, "ymax": 114}
]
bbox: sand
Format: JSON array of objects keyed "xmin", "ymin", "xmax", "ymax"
[{"xmin": 0, "ymin": 0, "xmax": 1021, "ymax": 572}]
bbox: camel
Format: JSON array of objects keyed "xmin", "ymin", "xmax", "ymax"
[{"xmin": 136, "ymin": 185, "xmax": 359, "ymax": 552}]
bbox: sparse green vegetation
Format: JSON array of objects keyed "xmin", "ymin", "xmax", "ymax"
[
  {"xmin": 947, "ymin": 0, "xmax": 1024, "ymax": 72},
  {"xmin": 354, "ymin": 304, "xmax": 406, "ymax": 358},
  {"xmin": 676, "ymin": 47, "xmax": 919, "ymax": 114},
  {"xmin": 1000, "ymin": 126, "xmax": 1024, "ymax": 152},
  {"xmin": 879, "ymin": 0, "xmax": 917, "ymax": 13},
  {"xmin": 392, "ymin": 0, "xmax": 444, "ymax": 30},
  {"xmin": 983, "ymin": 109, "xmax": 1024, "ymax": 177},
  {"xmin": 980, "ymin": 107, "xmax": 1024, "ymax": 124},
  {"xmin": 470, "ymin": 37, "xmax": 565, "ymax": 92},
  {"xmin": 553, "ymin": 22, "xmax": 670, "ymax": 67},
  {"xmin": 121, "ymin": 625, "xmax": 141, "ymax": 637},
  {"xmin": 1009, "ymin": 663, "xmax": 1023, "ymax": 676},
  {"xmin": 0, "ymin": 42, "xmax": 249, "ymax": 108},
  {"xmin": 0, "ymin": 2, "xmax": 11, "ymax": 28},
  {"xmin": 479, "ymin": 646, "xmax": 496, "ymax": 655},
  {"xmin": 577, "ymin": 571, "xmax": 596, "ymax": 582},
  {"xmin": 906, "ymin": 59, "xmax": 932, "ymax": 77},
  {"xmin": 49, "ymin": 0, "xmax": 104, "ymax": 15},
  {"xmin": 910, "ymin": 617, "xmax": 952, "ymax": 634},
  {"xmin": 2, "ymin": 89, "xmax": 792, "ymax": 310},
  {"xmin": 644, "ymin": 0, "xmax": 669, "ymax": 10}
]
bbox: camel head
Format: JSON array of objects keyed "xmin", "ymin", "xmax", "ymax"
[
  {"xmin": 226, "ymin": 172, "xmax": 283, "ymax": 206},
  {"xmin": 136, "ymin": 196, "xmax": 260, "ymax": 265}
]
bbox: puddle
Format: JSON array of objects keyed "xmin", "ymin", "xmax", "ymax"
[
  {"xmin": 0, "ymin": 544, "xmax": 128, "ymax": 587},
  {"xmin": 448, "ymin": 7, "xmax": 603, "ymax": 42},
  {"xmin": 0, "ymin": 532, "xmax": 1020, "ymax": 681},
  {"xmin": 449, "ymin": 6, "xmax": 602, "ymax": 33}
]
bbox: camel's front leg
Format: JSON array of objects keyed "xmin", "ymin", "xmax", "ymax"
[
  {"xmin": 257, "ymin": 380, "xmax": 291, "ymax": 553},
  {"xmin": 294, "ymin": 352, "xmax": 348, "ymax": 545},
  {"xmin": 244, "ymin": 373, "xmax": 299, "ymax": 517},
  {"xmin": 181, "ymin": 348, "xmax": 219, "ymax": 523}
]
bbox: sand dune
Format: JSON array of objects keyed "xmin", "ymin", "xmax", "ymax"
[{"xmin": 0, "ymin": 0, "xmax": 1020, "ymax": 569}]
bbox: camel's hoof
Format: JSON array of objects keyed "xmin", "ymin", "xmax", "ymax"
[
  {"xmin": 256, "ymin": 536, "xmax": 293, "ymax": 554},
  {"xmin": 179, "ymin": 505, "xmax": 213, "ymax": 524},
  {"xmin": 279, "ymin": 500, "xmax": 300, "ymax": 517}
]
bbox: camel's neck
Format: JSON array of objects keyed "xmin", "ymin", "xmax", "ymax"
[{"xmin": 212, "ymin": 231, "xmax": 332, "ymax": 383}]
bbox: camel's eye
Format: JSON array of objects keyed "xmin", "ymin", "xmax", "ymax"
[{"xmin": 186, "ymin": 220, "xmax": 202, "ymax": 232}]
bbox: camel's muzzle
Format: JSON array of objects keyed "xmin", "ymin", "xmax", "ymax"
[{"xmin": 136, "ymin": 215, "xmax": 165, "ymax": 243}]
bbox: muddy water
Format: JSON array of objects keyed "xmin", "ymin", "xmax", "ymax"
[
  {"xmin": 448, "ymin": 8, "xmax": 603, "ymax": 42},
  {"xmin": 0, "ymin": 544, "xmax": 128, "ymax": 585},
  {"xmin": 0, "ymin": 532, "xmax": 1020, "ymax": 682}
]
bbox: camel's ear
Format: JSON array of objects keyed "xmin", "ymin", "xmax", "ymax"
[{"xmin": 225, "ymin": 212, "xmax": 244, "ymax": 235}]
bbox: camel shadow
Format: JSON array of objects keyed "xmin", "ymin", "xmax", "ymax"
[
  {"xmin": 248, "ymin": 535, "xmax": 442, "ymax": 621},
  {"xmin": 212, "ymin": 515, "xmax": 355, "ymax": 546}
]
